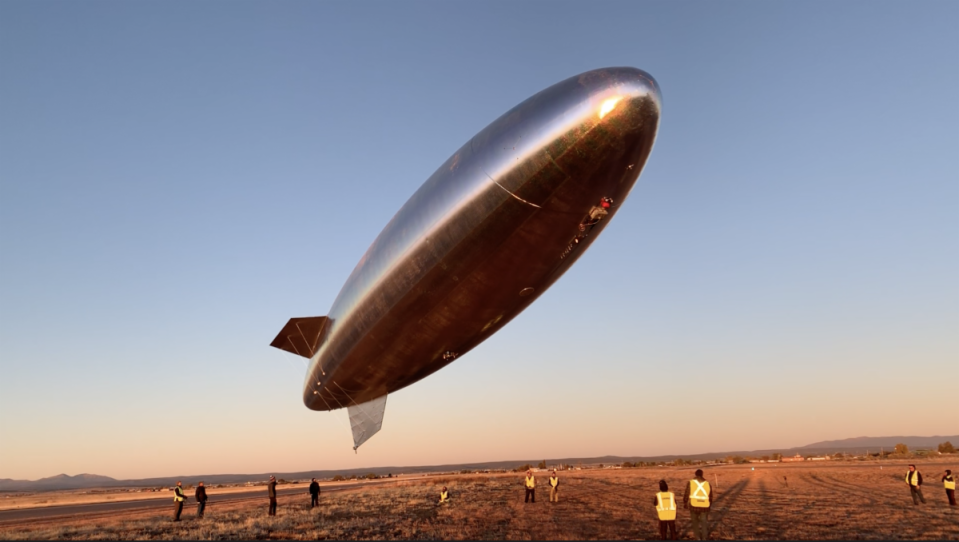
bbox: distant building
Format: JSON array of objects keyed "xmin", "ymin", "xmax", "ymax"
[{"xmin": 781, "ymin": 454, "xmax": 805, "ymax": 462}]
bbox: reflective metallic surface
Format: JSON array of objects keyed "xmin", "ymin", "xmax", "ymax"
[{"xmin": 297, "ymin": 67, "xmax": 661, "ymax": 411}]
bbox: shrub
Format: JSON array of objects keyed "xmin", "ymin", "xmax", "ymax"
[
  {"xmin": 938, "ymin": 441, "xmax": 955, "ymax": 454},
  {"xmin": 894, "ymin": 443, "xmax": 909, "ymax": 455}
]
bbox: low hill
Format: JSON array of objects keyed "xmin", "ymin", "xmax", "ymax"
[
  {"xmin": 0, "ymin": 473, "xmax": 118, "ymax": 492},
  {"xmin": 799, "ymin": 435, "xmax": 955, "ymax": 450}
]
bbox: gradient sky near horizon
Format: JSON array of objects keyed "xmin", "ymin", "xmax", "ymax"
[{"xmin": 1, "ymin": 1, "xmax": 957, "ymax": 481}]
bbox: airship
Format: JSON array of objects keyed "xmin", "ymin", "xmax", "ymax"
[{"xmin": 271, "ymin": 67, "xmax": 661, "ymax": 450}]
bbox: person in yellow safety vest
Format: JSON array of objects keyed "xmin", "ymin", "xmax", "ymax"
[
  {"xmin": 172, "ymin": 481, "xmax": 188, "ymax": 522},
  {"xmin": 905, "ymin": 465, "xmax": 926, "ymax": 505},
  {"xmin": 524, "ymin": 469, "xmax": 536, "ymax": 503},
  {"xmin": 653, "ymin": 480, "xmax": 677, "ymax": 540},
  {"xmin": 682, "ymin": 469, "xmax": 712, "ymax": 540},
  {"xmin": 439, "ymin": 486, "xmax": 450, "ymax": 504},
  {"xmin": 941, "ymin": 469, "xmax": 956, "ymax": 506},
  {"xmin": 549, "ymin": 470, "xmax": 560, "ymax": 503}
]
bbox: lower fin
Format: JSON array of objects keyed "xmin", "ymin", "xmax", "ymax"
[{"xmin": 348, "ymin": 395, "xmax": 387, "ymax": 451}]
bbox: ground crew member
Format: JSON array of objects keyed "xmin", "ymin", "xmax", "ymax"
[
  {"xmin": 942, "ymin": 469, "xmax": 956, "ymax": 506},
  {"xmin": 549, "ymin": 470, "xmax": 560, "ymax": 503},
  {"xmin": 524, "ymin": 469, "xmax": 536, "ymax": 503},
  {"xmin": 309, "ymin": 478, "xmax": 320, "ymax": 508},
  {"xmin": 195, "ymin": 481, "xmax": 208, "ymax": 518},
  {"xmin": 653, "ymin": 480, "xmax": 677, "ymax": 540},
  {"xmin": 683, "ymin": 469, "xmax": 712, "ymax": 540},
  {"xmin": 439, "ymin": 486, "xmax": 450, "ymax": 504},
  {"xmin": 172, "ymin": 481, "xmax": 188, "ymax": 522},
  {"xmin": 268, "ymin": 476, "xmax": 278, "ymax": 516},
  {"xmin": 905, "ymin": 465, "xmax": 925, "ymax": 505}
]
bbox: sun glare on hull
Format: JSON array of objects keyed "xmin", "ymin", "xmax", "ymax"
[{"xmin": 598, "ymin": 96, "xmax": 623, "ymax": 119}]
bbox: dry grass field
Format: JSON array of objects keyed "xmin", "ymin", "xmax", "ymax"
[{"xmin": 1, "ymin": 460, "xmax": 956, "ymax": 540}]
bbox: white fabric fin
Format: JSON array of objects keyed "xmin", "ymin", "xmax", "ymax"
[{"xmin": 347, "ymin": 395, "xmax": 387, "ymax": 450}]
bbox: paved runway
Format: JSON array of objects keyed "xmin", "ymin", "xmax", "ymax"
[{"xmin": 0, "ymin": 478, "xmax": 409, "ymax": 524}]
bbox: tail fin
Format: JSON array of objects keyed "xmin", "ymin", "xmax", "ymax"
[{"xmin": 270, "ymin": 316, "xmax": 329, "ymax": 358}]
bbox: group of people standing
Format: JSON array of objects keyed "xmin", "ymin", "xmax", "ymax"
[
  {"xmin": 519, "ymin": 468, "xmax": 561, "ymax": 504},
  {"xmin": 171, "ymin": 480, "xmax": 207, "ymax": 522},
  {"xmin": 517, "ymin": 467, "xmax": 712, "ymax": 540},
  {"xmin": 904, "ymin": 465, "xmax": 956, "ymax": 506},
  {"xmin": 652, "ymin": 469, "xmax": 713, "ymax": 541},
  {"xmin": 170, "ymin": 475, "xmax": 324, "ymax": 521}
]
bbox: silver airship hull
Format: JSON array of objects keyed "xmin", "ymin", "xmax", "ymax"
[{"xmin": 272, "ymin": 67, "xmax": 660, "ymax": 441}]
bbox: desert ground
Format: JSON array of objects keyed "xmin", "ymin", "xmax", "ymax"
[{"xmin": 0, "ymin": 460, "xmax": 956, "ymax": 540}]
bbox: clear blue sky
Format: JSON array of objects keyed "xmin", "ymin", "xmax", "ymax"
[{"xmin": 1, "ymin": 1, "xmax": 956, "ymax": 480}]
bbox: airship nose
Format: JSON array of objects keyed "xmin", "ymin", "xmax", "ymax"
[
  {"xmin": 590, "ymin": 67, "xmax": 662, "ymax": 126},
  {"xmin": 560, "ymin": 67, "xmax": 661, "ymax": 204}
]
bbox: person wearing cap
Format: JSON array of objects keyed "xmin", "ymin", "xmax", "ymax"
[
  {"xmin": 653, "ymin": 480, "xmax": 677, "ymax": 540},
  {"xmin": 683, "ymin": 469, "xmax": 712, "ymax": 540},
  {"xmin": 905, "ymin": 465, "xmax": 925, "ymax": 505},
  {"xmin": 438, "ymin": 486, "xmax": 451, "ymax": 504},
  {"xmin": 548, "ymin": 470, "xmax": 560, "ymax": 503},
  {"xmin": 268, "ymin": 476, "xmax": 278, "ymax": 516},
  {"xmin": 941, "ymin": 469, "xmax": 956, "ymax": 506},
  {"xmin": 195, "ymin": 481, "xmax": 208, "ymax": 518},
  {"xmin": 172, "ymin": 481, "xmax": 188, "ymax": 522},
  {"xmin": 524, "ymin": 470, "xmax": 536, "ymax": 503}
]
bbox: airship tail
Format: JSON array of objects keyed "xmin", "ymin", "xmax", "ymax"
[
  {"xmin": 270, "ymin": 316, "xmax": 329, "ymax": 358},
  {"xmin": 348, "ymin": 394, "xmax": 387, "ymax": 451}
]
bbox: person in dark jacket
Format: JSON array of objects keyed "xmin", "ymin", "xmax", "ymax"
[
  {"xmin": 268, "ymin": 476, "xmax": 278, "ymax": 516},
  {"xmin": 194, "ymin": 481, "xmax": 208, "ymax": 518},
  {"xmin": 172, "ymin": 481, "xmax": 188, "ymax": 522},
  {"xmin": 309, "ymin": 478, "xmax": 320, "ymax": 508},
  {"xmin": 905, "ymin": 465, "xmax": 925, "ymax": 505},
  {"xmin": 942, "ymin": 470, "xmax": 956, "ymax": 506}
]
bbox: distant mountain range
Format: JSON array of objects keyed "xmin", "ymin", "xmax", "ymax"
[
  {"xmin": 0, "ymin": 473, "xmax": 119, "ymax": 491},
  {"xmin": 3, "ymin": 435, "xmax": 955, "ymax": 492},
  {"xmin": 799, "ymin": 436, "xmax": 954, "ymax": 449}
]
